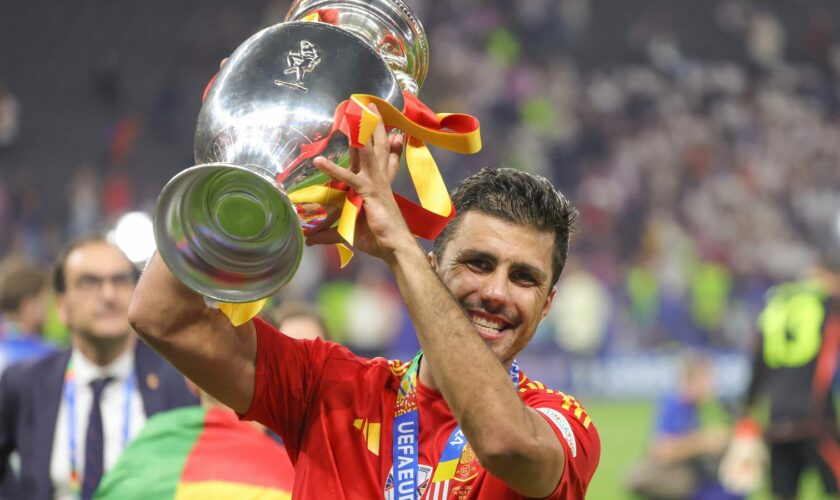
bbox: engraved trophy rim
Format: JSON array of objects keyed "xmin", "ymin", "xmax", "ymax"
[{"xmin": 284, "ymin": 0, "xmax": 429, "ymax": 91}]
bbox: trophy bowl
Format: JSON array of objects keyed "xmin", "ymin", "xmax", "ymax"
[{"xmin": 154, "ymin": 1, "xmax": 427, "ymax": 303}]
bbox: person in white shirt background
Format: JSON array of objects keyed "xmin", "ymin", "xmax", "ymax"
[{"xmin": 0, "ymin": 234, "xmax": 197, "ymax": 500}]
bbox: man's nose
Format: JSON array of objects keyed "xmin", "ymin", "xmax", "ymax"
[
  {"xmin": 99, "ymin": 279, "xmax": 119, "ymax": 300},
  {"xmin": 478, "ymin": 270, "xmax": 509, "ymax": 309}
]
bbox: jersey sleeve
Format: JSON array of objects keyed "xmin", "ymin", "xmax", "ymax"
[
  {"xmin": 523, "ymin": 388, "xmax": 600, "ymax": 500},
  {"xmin": 239, "ymin": 317, "xmax": 340, "ymax": 457}
]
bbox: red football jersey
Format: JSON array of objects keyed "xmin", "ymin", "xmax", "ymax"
[{"xmin": 242, "ymin": 317, "xmax": 600, "ymax": 499}]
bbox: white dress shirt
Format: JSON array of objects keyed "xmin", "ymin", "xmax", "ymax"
[{"xmin": 50, "ymin": 347, "xmax": 146, "ymax": 500}]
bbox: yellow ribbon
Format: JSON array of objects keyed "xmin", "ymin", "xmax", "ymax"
[
  {"xmin": 218, "ymin": 298, "xmax": 268, "ymax": 327},
  {"xmin": 331, "ymin": 94, "xmax": 480, "ymax": 260}
]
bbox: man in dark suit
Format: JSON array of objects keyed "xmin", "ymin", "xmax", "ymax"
[{"xmin": 0, "ymin": 234, "xmax": 198, "ymax": 500}]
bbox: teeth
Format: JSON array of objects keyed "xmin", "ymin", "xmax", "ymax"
[{"xmin": 471, "ymin": 315, "xmax": 504, "ymax": 331}]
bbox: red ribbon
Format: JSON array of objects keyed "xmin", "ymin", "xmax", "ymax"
[{"xmin": 287, "ymin": 91, "xmax": 463, "ymax": 240}]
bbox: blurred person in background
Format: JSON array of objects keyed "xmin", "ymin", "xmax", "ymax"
[
  {"xmin": 626, "ymin": 351, "xmax": 739, "ymax": 500},
  {"xmin": 261, "ymin": 300, "xmax": 330, "ymax": 342},
  {"xmin": 130, "ymin": 112, "xmax": 600, "ymax": 498},
  {"xmin": 342, "ymin": 264, "xmax": 402, "ymax": 358},
  {"xmin": 0, "ymin": 253, "xmax": 55, "ymax": 375},
  {"xmin": 94, "ymin": 301, "xmax": 329, "ymax": 499},
  {"xmin": 66, "ymin": 167, "xmax": 102, "ymax": 240},
  {"xmin": 0, "ymin": 234, "xmax": 197, "ymax": 500},
  {"xmin": 721, "ymin": 251, "xmax": 840, "ymax": 500},
  {"xmin": 547, "ymin": 256, "xmax": 610, "ymax": 355}
]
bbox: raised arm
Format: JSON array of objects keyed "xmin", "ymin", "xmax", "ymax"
[
  {"xmin": 308, "ymin": 104, "xmax": 566, "ymax": 497},
  {"xmin": 388, "ymin": 242, "xmax": 565, "ymax": 496},
  {"xmin": 128, "ymin": 253, "xmax": 256, "ymax": 414}
]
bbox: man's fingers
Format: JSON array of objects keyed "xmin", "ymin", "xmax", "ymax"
[
  {"xmin": 358, "ymin": 106, "xmax": 380, "ymax": 172},
  {"xmin": 387, "ymin": 133, "xmax": 404, "ymax": 181},
  {"xmin": 349, "ymin": 147, "xmax": 360, "ymax": 174},
  {"xmin": 304, "ymin": 205, "xmax": 342, "ymax": 236},
  {"xmin": 389, "ymin": 133, "xmax": 405, "ymax": 154},
  {"xmin": 220, "ymin": 57, "xmax": 229, "ymax": 69},
  {"xmin": 358, "ymin": 138, "xmax": 376, "ymax": 175},
  {"xmin": 356, "ymin": 103, "xmax": 390, "ymax": 177},
  {"xmin": 368, "ymin": 103, "xmax": 389, "ymax": 156},
  {"xmin": 313, "ymin": 156, "xmax": 356, "ymax": 186}
]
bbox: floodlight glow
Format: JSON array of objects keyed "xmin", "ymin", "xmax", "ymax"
[{"xmin": 111, "ymin": 211, "xmax": 156, "ymax": 264}]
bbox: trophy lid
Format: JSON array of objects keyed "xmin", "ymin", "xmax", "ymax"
[{"xmin": 285, "ymin": 0, "xmax": 428, "ymax": 94}]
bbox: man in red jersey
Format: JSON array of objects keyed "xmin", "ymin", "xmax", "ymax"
[{"xmin": 129, "ymin": 103, "xmax": 600, "ymax": 499}]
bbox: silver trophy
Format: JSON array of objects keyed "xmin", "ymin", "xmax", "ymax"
[{"xmin": 154, "ymin": 0, "xmax": 428, "ymax": 303}]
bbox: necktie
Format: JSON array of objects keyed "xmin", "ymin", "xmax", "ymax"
[{"xmin": 81, "ymin": 376, "xmax": 112, "ymax": 500}]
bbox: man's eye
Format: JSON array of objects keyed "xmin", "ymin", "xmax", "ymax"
[
  {"xmin": 112, "ymin": 273, "xmax": 136, "ymax": 287},
  {"xmin": 512, "ymin": 272, "xmax": 537, "ymax": 285},
  {"xmin": 77, "ymin": 276, "xmax": 100, "ymax": 288},
  {"xmin": 465, "ymin": 259, "xmax": 490, "ymax": 271}
]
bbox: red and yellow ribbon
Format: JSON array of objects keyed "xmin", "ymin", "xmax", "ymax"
[
  {"xmin": 214, "ymin": 13, "xmax": 482, "ymax": 326},
  {"xmin": 283, "ymin": 91, "xmax": 481, "ymax": 263}
]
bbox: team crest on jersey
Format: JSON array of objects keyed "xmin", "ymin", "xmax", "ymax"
[
  {"xmin": 538, "ymin": 407, "xmax": 577, "ymax": 458},
  {"xmin": 454, "ymin": 444, "xmax": 478, "ymax": 482},
  {"xmin": 384, "ymin": 464, "xmax": 433, "ymax": 500},
  {"xmin": 446, "ymin": 443, "xmax": 479, "ymax": 498}
]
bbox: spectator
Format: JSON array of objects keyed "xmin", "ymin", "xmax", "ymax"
[
  {"xmin": 0, "ymin": 234, "xmax": 198, "ymax": 500},
  {"xmin": 0, "ymin": 253, "xmax": 54, "ymax": 375},
  {"xmin": 626, "ymin": 351, "xmax": 739, "ymax": 500}
]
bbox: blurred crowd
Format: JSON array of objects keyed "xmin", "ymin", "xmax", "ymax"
[{"xmin": 2, "ymin": 0, "xmax": 840, "ymax": 362}]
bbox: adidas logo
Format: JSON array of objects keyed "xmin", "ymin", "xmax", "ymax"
[{"xmin": 353, "ymin": 419, "xmax": 381, "ymax": 456}]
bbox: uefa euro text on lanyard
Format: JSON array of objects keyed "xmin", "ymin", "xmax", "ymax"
[
  {"xmin": 392, "ymin": 350, "xmax": 520, "ymax": 499},
  {"xmin": 62, "ymin": 359, "xmax": 135, "ymax": 495}
]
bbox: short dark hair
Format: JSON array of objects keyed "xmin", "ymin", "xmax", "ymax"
[
  {"xmin": 53, "ymin": 233, "xmax": 139, "ymax": 294},
  {"xmin": 0, "ymin": 254, "xmax": 47, "ymax": 313},
  {"xmin": 432, "ymin": 168, "xmax": 578, "ymax": 287}
]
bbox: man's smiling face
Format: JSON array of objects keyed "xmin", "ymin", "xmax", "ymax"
[{"xmin": 433, "ymin": 211, "xmax": 557, "ymax": 367}]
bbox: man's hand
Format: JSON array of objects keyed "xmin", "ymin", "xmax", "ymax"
[{"xmin": 306, "ymin": 103, "xmax": 410, "ymax": 261}]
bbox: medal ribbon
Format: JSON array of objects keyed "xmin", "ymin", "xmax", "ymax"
[
  {"xmin": 393, "ymin": 351, "xmax": 520, "ymax": 498},
  {"xmin": 63, "ymin": 359, "xmax": 135, "ymax": 495}
]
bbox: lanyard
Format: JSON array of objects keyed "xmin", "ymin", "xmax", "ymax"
[
  {"xmin": 63, "ymin": 359, "xmax": 135, "ymax": 494},
  {"xmin": 392, "ymin": 351, "xmax": 520, "ymax": 499}
]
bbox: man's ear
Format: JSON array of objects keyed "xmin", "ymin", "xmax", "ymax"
[
  {"xmin": 540, "ymin": 286, "xmax": 557, "ymax": 322},
  {"xmin": 427, "ymin": 251, "xmax": 437, "ymax": 271}
]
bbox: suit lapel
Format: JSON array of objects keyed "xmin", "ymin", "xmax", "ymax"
[
  {"xmin": 133, "ymin": 341, "xmax": 163, "ymax": 416},
  {"xmin": 33, "ymin": 350, "xmax": 70, "ymax": 485}
]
